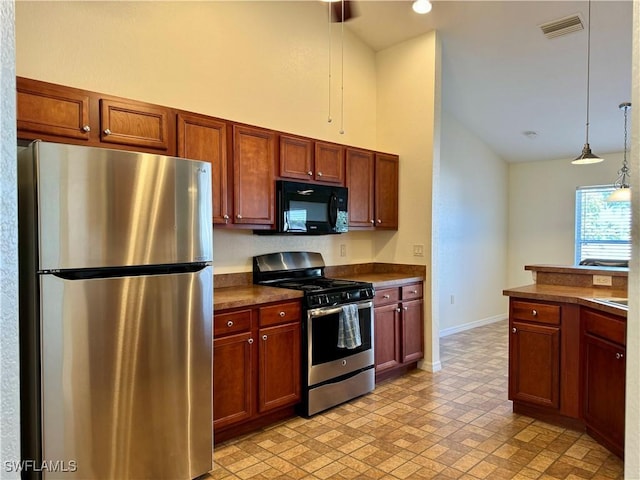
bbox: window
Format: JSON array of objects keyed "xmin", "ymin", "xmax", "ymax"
[{"xmin": 575, "ymin": 185, "xmax": 631, "ymax": 264}]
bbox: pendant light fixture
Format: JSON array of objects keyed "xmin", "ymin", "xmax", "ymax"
[
  {"xmin": 572, "ymin": 0, "xmax": 603, "ymax": 165},
  {"xmin": 607, "ymin": 102, "xmax": 632, "ymax": 202}
]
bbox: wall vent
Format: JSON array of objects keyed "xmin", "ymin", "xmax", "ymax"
[{"xmin": 539, "ymin": 14, "xmax": 584, "ymax": 39}]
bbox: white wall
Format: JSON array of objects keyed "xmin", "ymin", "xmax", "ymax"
[
  {"xmin": 0, "ymin": 0, "xmax": 20, "ymax": 476},
  {"xmin": 375, "ymin": 31, "xmax": 440, "ymax": 370},
  {"xmin": 438, "ymin": 111, "xmax": 509, "ymax": 336},
  {"xmin": 508, "ymin": 152, "xmax": 622, "ymax": 287}
]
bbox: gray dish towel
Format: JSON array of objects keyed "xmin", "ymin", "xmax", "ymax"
[{"xmin": 337, "ymin": 304, "xmax": 362, "ymax": 349}]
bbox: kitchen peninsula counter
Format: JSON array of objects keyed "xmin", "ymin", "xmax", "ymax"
[{"xmin": 503, "ymin": 263, "xmax": 628, "ymax": 316}]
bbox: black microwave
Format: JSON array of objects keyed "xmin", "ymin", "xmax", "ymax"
[{"xmin": 272, "ymin": 180, "xmax": 348, "ymax": 235}]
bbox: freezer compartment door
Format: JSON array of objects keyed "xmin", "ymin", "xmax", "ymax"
[
  {"xmin": 39, "ymin": 266, "xmax": 213, "ymax": 480},
  {"xmin": 28, "ymin": 141, "xmax": 213, "ymax": 270}
]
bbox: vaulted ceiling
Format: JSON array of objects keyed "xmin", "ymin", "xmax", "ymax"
[{"xmin": 338, "ymin": 0, "xmax": 633, "ymax": 163}]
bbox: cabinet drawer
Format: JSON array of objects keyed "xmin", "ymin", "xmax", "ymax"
[
  {"xmin": 214, "ymin": 310, "xmax": 252, "ymax": 337},
  {"xmin": 402, "ymin": 283, "xmax": 423, "ymax": 300},
  {"xmin": 374, "ymin": 287, "xmax": 400, "ymax": 306},
  {"xmin": 259, "ymin": 301, "xmax": 301, "ymax": 327},
  {"xmin": 583, "ymin": 309, "xmax": 626, "ymax": 346},
  {"xmin": 511, "ymin": 300, "xmax": 560, "ymax": 325}
]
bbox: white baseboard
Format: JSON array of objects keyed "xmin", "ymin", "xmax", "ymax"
[
  {"xmin": 418, "ymin": 359, "xmax": 442, "ymax": 373},
  {"xmin": 439, "ymin": 313, "xmax": 507, "ymax": 338}
]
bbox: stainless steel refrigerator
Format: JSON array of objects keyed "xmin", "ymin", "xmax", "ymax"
[{"xmin": 18, "ymin": 141, "xmax": 214, "ymax": 479}]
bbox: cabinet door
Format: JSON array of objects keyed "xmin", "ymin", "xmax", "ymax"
[
  {"xmin": 177, "ymin": 113, "xmax": 230, "ymax": 224},
  {"xmin": 213, "ymin": 332, "xmax": 254, "ymax": 430},
  {"xmin": 346, "ymin": 148, "xmax": 374, "ymax": 228},
  {"xmin": 279, "ymin": 135, "xmax": 313, "ymax": 181},
  {"xmin": 258, "ymin": 322, "xmax": 301, "ymax": 413},
  {"xmin": 17, "ymin": 77, "xmax": 91, "ymax": 141},
  {"xmin": 583, "ymin": 333, "xmax": 625, "ymax": 456},
  {"xmin": 314, "ymin": 142, "xmax": 345, "ymax": 185},
  {"xmin": 100, "ymin": 99, "xmax": 171, "ymax": 151},
  {"xmin": 232, "ymin": 125, "xmax": 276, "ymax": 226},
  {"xmin": 509, "ymin": 321, "xmax": 560, "ymax": 409},
  {"xmin": 374, "ymin": 304, "xmax": 401, "ymax": 373},
  {"xmin": 401, "ymin": 299, "xmax": 424, "ymax": 363},
  {"xmin": 374, "ymin": 153, "xmax": 399, "ymax": 229}
]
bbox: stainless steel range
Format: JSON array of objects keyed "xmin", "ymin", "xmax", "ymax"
[{"xmin": 253, "ymin": 251, "xmax": 375, "ymax": 416}]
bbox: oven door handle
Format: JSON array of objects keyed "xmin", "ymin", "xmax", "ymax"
[{"xmin": 308, "ymin": 300, "xmax": 373, "ymax": 317}]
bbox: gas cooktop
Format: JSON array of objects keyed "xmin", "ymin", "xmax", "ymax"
[{"xmin": 253, "ymin": 252, "xmax": 374, "ymax": 308}]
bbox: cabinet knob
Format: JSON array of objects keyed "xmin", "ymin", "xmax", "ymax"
[
  {"xmin": 223, "ymin": 214, "xmax": 229, "ymax": 224},
  {"xmin": 512, "ymin": 327, "xmax": 517, "ymax": 333},
  {"xmin": 236, "ymin": 214, "xmax": 243, "ymax": 219},
  {"xmin": 403, "ymin": 306, "xmax": 408, "ymax": 311},
  {"xmin": 279, "ymin": 311, "xmax": 285, "ymax": 317},
  {"xmin": 103, "ymin": 128, "xmax": 111, "ymax": 135},
  {"xmin": 377, "ymin": 219, "xmax": 382, "ymax": 224},
  {"xmin": 411, "ymin": 290, "xmax": 418, "ymax": 294},
  {"xmin": 227, "ymin": 320, "xmax": 234, "ymax": 327},
  {"xmin": 247, "ymin": 338, "xmax": 254, "ymax": 344},
  {"xmin": 370, "ymin": 220, "xmax": 375, "ymax": 224},
  {"xmin": 397, "ymin": 308, "xmax": 401, "ymax": 313},
  {"xmin": 262, "ymin": 334, "xmax": 268, "ymax": 341},
  {"xmin": 532, "ymin": 309, "xmax": 538, "ymax": 317},
  {"xmin": 317, "ymin": 171, "xmax": 323, "ymax": 177},
  {"xmin": 307, "ymin": 171, "xmax": 313, "ymax": 176},
  {"xmin": 383, "ymin": 294, "xmax": 390, "ymax": 299},
  {"xmin": 82, "ymin": 125, "xmax": 91, "ymax": 133},
  {"xmin": 616, "ymin": 352, "xmax": 624, "ymax": 360}
]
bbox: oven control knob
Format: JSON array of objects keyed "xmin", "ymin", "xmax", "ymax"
[{"xmin": 342, "ymin": 292, "xmax": 351, "ymax": 301}]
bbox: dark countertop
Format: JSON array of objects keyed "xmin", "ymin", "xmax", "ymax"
[
  {"xmin": 335, "ymin": 272, "xmax": 424, "ymax": 289},
  {"xmin": 214, "ymin": 285, "xmax": 303, "ymax": 311},
  {"xmin": 503, "ymin": 283, "xmax": 627, "ymax": 317},
  {"xmin": 213, "ymin": 264, "xmax": 426, "ymax": 311}
]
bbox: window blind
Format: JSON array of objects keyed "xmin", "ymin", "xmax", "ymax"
[{"xmin": 575, "ymin": 185, "xmax": 631, "ymax": 263}]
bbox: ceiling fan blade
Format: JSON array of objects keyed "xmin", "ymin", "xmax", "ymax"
[{"xmin": 331, "ymin": 1, "xmax": 357, "ymax": 23}]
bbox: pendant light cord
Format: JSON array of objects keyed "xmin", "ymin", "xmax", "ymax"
[
  {"xmin": 327, "ymin": 1, "xmax": 332, "ymax": 124},
  {"xmin": 340, "ymin": 0, "xmax": 345, "ymax": 134},
  {"xmin": 585, "ymin": 0, "xmax": 592, "ymax": 144}
]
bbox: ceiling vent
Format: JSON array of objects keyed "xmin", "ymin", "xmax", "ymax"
[{"xmin": 539, "ymin": 14, "xmax": 584, "ymax": 39}]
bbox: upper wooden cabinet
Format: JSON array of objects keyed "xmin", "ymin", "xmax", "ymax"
[
  {"xmin": 177, "ymin": 113, "xmax": 230, "ymax": 225},
  {"xmin": 17, "ymin": 77, "xmax": 175, "ymax": 154},
  {"xmin": 346, "ymin": 149, "xmax": 399, "ymax": 230},
  {"xmin": 232, "ymin": 125, "xmax": 276, "ymax": 227},
  {"xmin": 314, "ymin": 141, "xmax": 344, "ymax": 185},
  {"xmin": 17, "ymin": 77, "xmax": 91, "ymax": 141},
  {"xmin": 279, "ymin": 136, "xmax": 344, "ymax": 185},
  {"xmin": 99, "ymin": 99, "xmax": 171, "ymax": 151},
  {"xmin": 375, "ymin": 153, "xmax": 399, "ymax": 229},
  {"xmin": 345, "ymin": 148, "xmax": 375, "ymax": 228}
]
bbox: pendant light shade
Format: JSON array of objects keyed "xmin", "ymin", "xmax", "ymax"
[
  {"xmin": 607, "ymin": 102, "xmax": 632, "ymax": 202},
  {"xmin": 572, "ymin": 0, "xmax": 603, "ymax": 165}
]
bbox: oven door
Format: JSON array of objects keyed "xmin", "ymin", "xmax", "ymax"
[{"xmin": 306, "ymin": 300, "xmax": 374, "ymax": 387}]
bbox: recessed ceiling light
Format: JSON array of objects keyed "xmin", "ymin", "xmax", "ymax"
[{"xmin": 412, "ymin": 0, "xmax": 432, "ymax": 15}]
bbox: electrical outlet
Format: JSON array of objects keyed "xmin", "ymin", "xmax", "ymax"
[
  {"xmin": 593, "ymin": 275, "xmax": 613, "ymax": 286},
  {"xmin": 340, "ymin": 244, "xmax": 347, "ymax": 257},
  {"xmin": 412, "ymin": 244, "xmax": 424, "ymax": 257}
]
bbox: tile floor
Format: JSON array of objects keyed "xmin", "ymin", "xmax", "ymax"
[{"xmin": 207, "ymin": 320, "xmax": 624, "ymax": 479}]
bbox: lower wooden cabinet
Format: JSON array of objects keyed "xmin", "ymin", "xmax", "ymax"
[
  {"xmin": 582, "ymin": 308, "xmax": 626, "ymax": 458},
  {"xmin": 509, "ymin": 320, "xmax": 560, "ymax": 409},
  {"xmin": 374, "ymin": 281, "xmax": 423, "ymax": 381},
  {"xmin": 213, "ymin": 301, "xmax": 301, "ymax": 441},
  {"xmin": 506, "ymin": 297, "xmax": 626, "ymax": 458}
]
